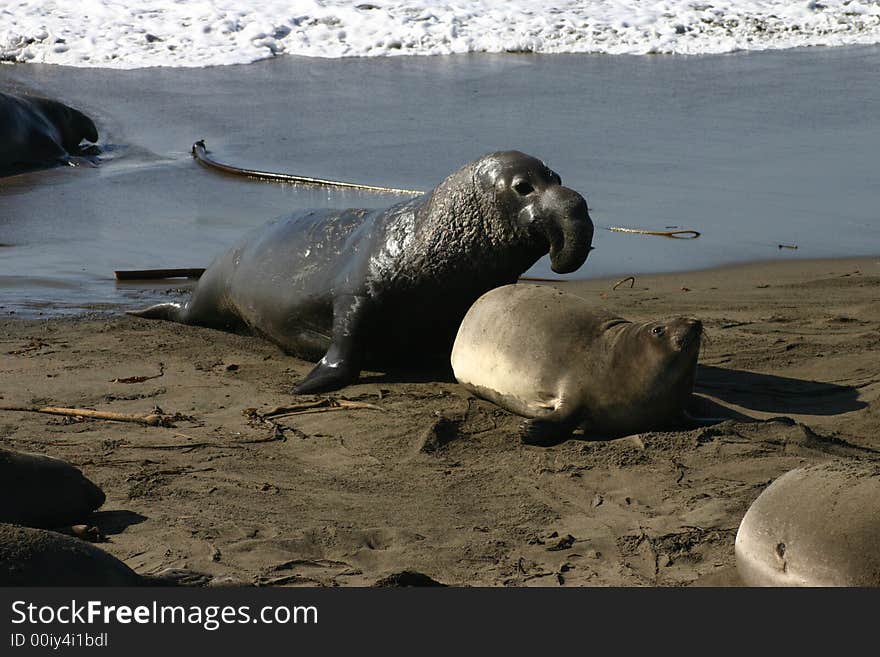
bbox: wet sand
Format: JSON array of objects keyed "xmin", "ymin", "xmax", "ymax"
[{"xmin": 2, "ymin": 256, "xmax": 878, "ymax": 586}]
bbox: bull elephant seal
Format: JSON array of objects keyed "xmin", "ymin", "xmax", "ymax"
[
  {"xmin": 0, "ymin": 524, "xmax": 210, "ymax": 586},
  {"xmin": 735, "ymin": 461, "xmax": 880, "ymax": 587},
  {"xmin": 130, "ymin": 151, "xmax": 594, "ymax": 393},
  {"xmin": 0, "ymin": 448, "xmax": 105, "ymax": 528},
  {"xmin": 0, "ymin": 91, "xmax": 99, "ymax": 171},
  {"xmin": 451, "ymin": 284, "xmax": 702, "ymax": 445}
]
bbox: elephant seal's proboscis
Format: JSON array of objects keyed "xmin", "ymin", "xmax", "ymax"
[
  {"xmin": 451, "ymin": 284, "xmax": 703, "ymax": 445},
  {"xmin": 130, "ymin": 151, "xmax": 594, "ymax": 393}
]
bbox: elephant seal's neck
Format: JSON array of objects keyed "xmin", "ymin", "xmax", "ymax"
[{"xmin": 403, "ymin": 167, "xmax": 546, "ymax": 284}]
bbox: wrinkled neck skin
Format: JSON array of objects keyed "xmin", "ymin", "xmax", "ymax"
[{"xmin": 363, "ymin": 163, "xmax": 547, "ymax": 298}]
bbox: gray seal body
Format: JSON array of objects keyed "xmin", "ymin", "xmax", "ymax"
[
  {"xmin": 130, "ymin": 151, "xmax": 594, "ymax": 393},
  {"xmin": 451, "ymin": 284, "xmax": 702, "ymax": 444},
  {"xmin": 0, "ymin": 448, "xmax": 105, "ymax": 528},
  {"xmin": 0, "ymin": 91, "xmax": 98, "ymax": 171}
]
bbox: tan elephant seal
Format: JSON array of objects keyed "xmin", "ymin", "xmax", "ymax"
[
  {"xmin": 0, "ymin": 448, "xmax": 105, "ymax": 528},
  {"xmin": 735, "ymin": 460, "xmax": 880, "ymax": 587},
  {"xmin": 451, "ymin": 284, "xmax": 702, "ymax": 445}
]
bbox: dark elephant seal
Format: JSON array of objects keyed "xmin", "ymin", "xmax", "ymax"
[
  {"xmin": 0, "ymin": 524, "xmax": 210, "ymax": 586},
  {"xmin": 130, "ymin": 151, "xmax": 594, "ymax": 393},
  {"xmin": 0, "ymin": 523, "xmax": 141, "ymax": 586},
  {"xmin": 735, "ymin": 461, "xmax": 880, "ymax": 587},
  {"xmin": 0, "ymin": 91, "xmax": 98, "ymax": 171},
  {"xmin": 451, "ymin": 284, "xmax": 702, "ymax": 445},
  {"xmin": 0, "ymin": 448, "xmax": 105, "ymax": 528}
]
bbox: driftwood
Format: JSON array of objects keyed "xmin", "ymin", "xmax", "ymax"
[
  {"xmin": 192, "ymin": 140, "xmax": 423, "ymax": 195},
  {"xmin": 0, "ymin": 405, "xmax": 176, "ymax": 427},
  {"xmin": 114, "ymin": 268, "xmax": 205, "ymax": 281}
]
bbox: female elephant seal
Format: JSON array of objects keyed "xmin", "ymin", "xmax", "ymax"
[
  {"xmin": 0, "ymin": 448, "xmax": 105, "ymax": 528},
  {"xmin": 735, "ymin": 461, "xmax": 880, "ymax": 587},
  {"xmin": 451, "ymin": 284, "xmax": 702, "ymax": 445},
  {"xmin": 131, "ymin": 151, "xmax": 594, "ymax": 393},
  {"xmin": 0, "ymin": 91, "xmax": 98, "ymax": 171}
]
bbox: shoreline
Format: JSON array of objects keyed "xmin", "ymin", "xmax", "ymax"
[
  {"xmin": 534, "ymin": 253, "xmax": 880, "ymax": 286},
  {"xmin": 4, "ymin": 253, "xmax": 878, "ymax": 320},
  {"xmin": 2, "ymin": 255, "xmax": 878, "ymax": 586}
]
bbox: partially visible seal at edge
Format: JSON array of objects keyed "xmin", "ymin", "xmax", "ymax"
[
  {"xmin": 0, "ymin": 448, "xmax": 105, "ymax": 528},
  {"xmin": 0, "ymin": 91, "xmax": 99, "ymax": 173}
]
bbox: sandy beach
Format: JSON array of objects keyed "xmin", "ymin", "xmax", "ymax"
[
  {"xmin": 2, "ymin": 256, "xmax": 878, "ymax": 586},
  {"xmin": 2, "ymin": 8, "xmax": 880, "ymax": 590}
]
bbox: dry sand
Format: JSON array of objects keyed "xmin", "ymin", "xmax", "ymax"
[{"xmin": 1, "ymin": 256, "xmax": 878, "ymax": 586}]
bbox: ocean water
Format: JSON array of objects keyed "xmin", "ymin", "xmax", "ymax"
[
  {"xmin": 3, "ymin": 1, "xmax": 880, "ymax": 67},
  {"xmin": 0, "ymin": 6, "xmax": 879, "ymax": 317}
]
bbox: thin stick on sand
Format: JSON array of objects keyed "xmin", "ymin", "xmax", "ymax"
[
  {"xmin": 254, "ymin": 398, "xmax": 383, "ymax": 419},
  {"xmin": 0, "ymin": 405, "xmax": 173, "ymax": 427},
  {"xmin": 612, "ymin": 276, "xmax": 636, "ymax": 290},
  {"xmin": 192, "ymin": 140, "xmax": 424, "ymax": 195}
]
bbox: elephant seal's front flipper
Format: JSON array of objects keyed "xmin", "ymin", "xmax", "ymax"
[
  {"xmin": 521, "ymin": 401, "xmax": 583, "ymax": 446},
  {"xmin": 293, "ymin": 294, "xmax": 372, "ymax": 394}
]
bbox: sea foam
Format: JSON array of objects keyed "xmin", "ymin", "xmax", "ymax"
[{"xmin": 2, "ymin": 1, "xmax": 880, "ymax": 68}]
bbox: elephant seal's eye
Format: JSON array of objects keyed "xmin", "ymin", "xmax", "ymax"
[
  {"xmin": 513, "ymin": 180, "xmax": 534, "ymax": 196},
  {"xmin": 651, "ymin": 326, "xmax": 665, "ymax": 337}
]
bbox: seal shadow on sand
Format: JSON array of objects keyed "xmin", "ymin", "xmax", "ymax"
[
  {"xmin": 365, "ymin": 363, "xmax": 867, "ymax": 443},
  {"xmin": 87, "ymin": 510, "xmax": 148, "ymax": 536},
  {"xmin": 694, "ymin": 364, "xmax": 867, "ymax": 417},
  {"xmin": 359, "ymin": 362, "xmax": 456, "ymax": 386}
]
